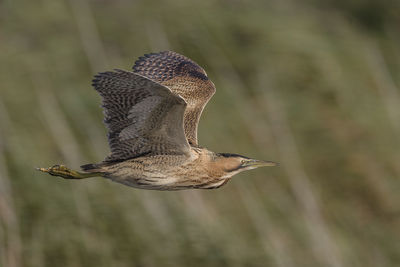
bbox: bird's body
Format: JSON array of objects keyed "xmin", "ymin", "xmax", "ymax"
[
  {"xmin": 86, "ymin": 148, "xmax": 232, "ymax": 190},
  {"xmin": 38, "ymin": 51, "xmax": 276, "ymax": 190}
]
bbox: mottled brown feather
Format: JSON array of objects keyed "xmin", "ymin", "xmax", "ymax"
[
  {"xmin": 132, "ymin": 51, "xmax": 216, "ymax": 145},
  {"xmin": 92, "ymin": 69, "xmax": 190, "ymax": 162}
]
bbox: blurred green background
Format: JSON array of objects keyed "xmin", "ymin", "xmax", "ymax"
[{"xmin": 1, "ymin": 0, "xmax": 400, "ymax": 266}]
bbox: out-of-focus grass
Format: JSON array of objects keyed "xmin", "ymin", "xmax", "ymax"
[{"xmin": 1, "ymin": 0, "xmax": 400, "ymax": 266}]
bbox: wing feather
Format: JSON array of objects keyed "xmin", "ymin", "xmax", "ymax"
[
  {"xmin": 93, "ymin": 69, "xmax": 190, "ymax": 162},
  {"xmin": 133, "ymin": 51, "xmax": 216, "ymax": 146}
]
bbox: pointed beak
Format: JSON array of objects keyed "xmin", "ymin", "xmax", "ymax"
[{"xmin": 241, "ymin": 159, "xmax": 278, "ymax": 169}]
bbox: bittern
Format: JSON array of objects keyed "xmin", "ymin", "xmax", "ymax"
[{"xmin": 37, "ymin": 51, "xmax": 276, "ymax": 190}]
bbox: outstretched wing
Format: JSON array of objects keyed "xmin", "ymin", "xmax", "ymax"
[
  {"xmin": 133, "ymin": 51, "xmax": 216, "ymax": 146},
  {"xmin": 93, "ymin": 69, "xmax": 190, "ymax": 162}
]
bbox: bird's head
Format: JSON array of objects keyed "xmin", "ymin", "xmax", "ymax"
[{"xmin": 214, "ymin": 153, "xmax": 277, "ymax": 178}]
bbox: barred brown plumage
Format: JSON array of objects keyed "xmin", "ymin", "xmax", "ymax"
[{"xmin": 37, "ymin": 51, "xmax": 277, "ymax": 190}]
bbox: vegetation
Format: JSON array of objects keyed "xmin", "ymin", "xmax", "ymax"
[{"xmin": 1, "ymin": 0, "xmax": 399, "ymax": 266}]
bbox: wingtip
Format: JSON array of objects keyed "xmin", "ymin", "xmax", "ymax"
[{"xmin": 133, "ymin": 51, "xmax": 177, "ymax": 71}]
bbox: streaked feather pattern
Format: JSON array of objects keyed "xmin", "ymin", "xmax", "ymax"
[
  {"xmin": 92, "ymin": 69, "xmax": 190, "ymax": 161},
  {"xmin": 133, "ymin": 51, "xmax": 216, "ymax": 145}
]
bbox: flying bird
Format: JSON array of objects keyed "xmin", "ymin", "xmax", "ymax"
[{"xmin": 37, "ymin": 51, "xmax": 276, "ymax": 190}]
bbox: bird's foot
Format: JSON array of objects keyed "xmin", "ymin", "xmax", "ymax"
[{"xmin": 36, "ymin": 164, "xmax": 94, "ymax": 179}]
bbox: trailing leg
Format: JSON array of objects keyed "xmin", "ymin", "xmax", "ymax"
[{"xmin": 36, "ymin": 164, "xmax": 103, "ymax": 179}]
